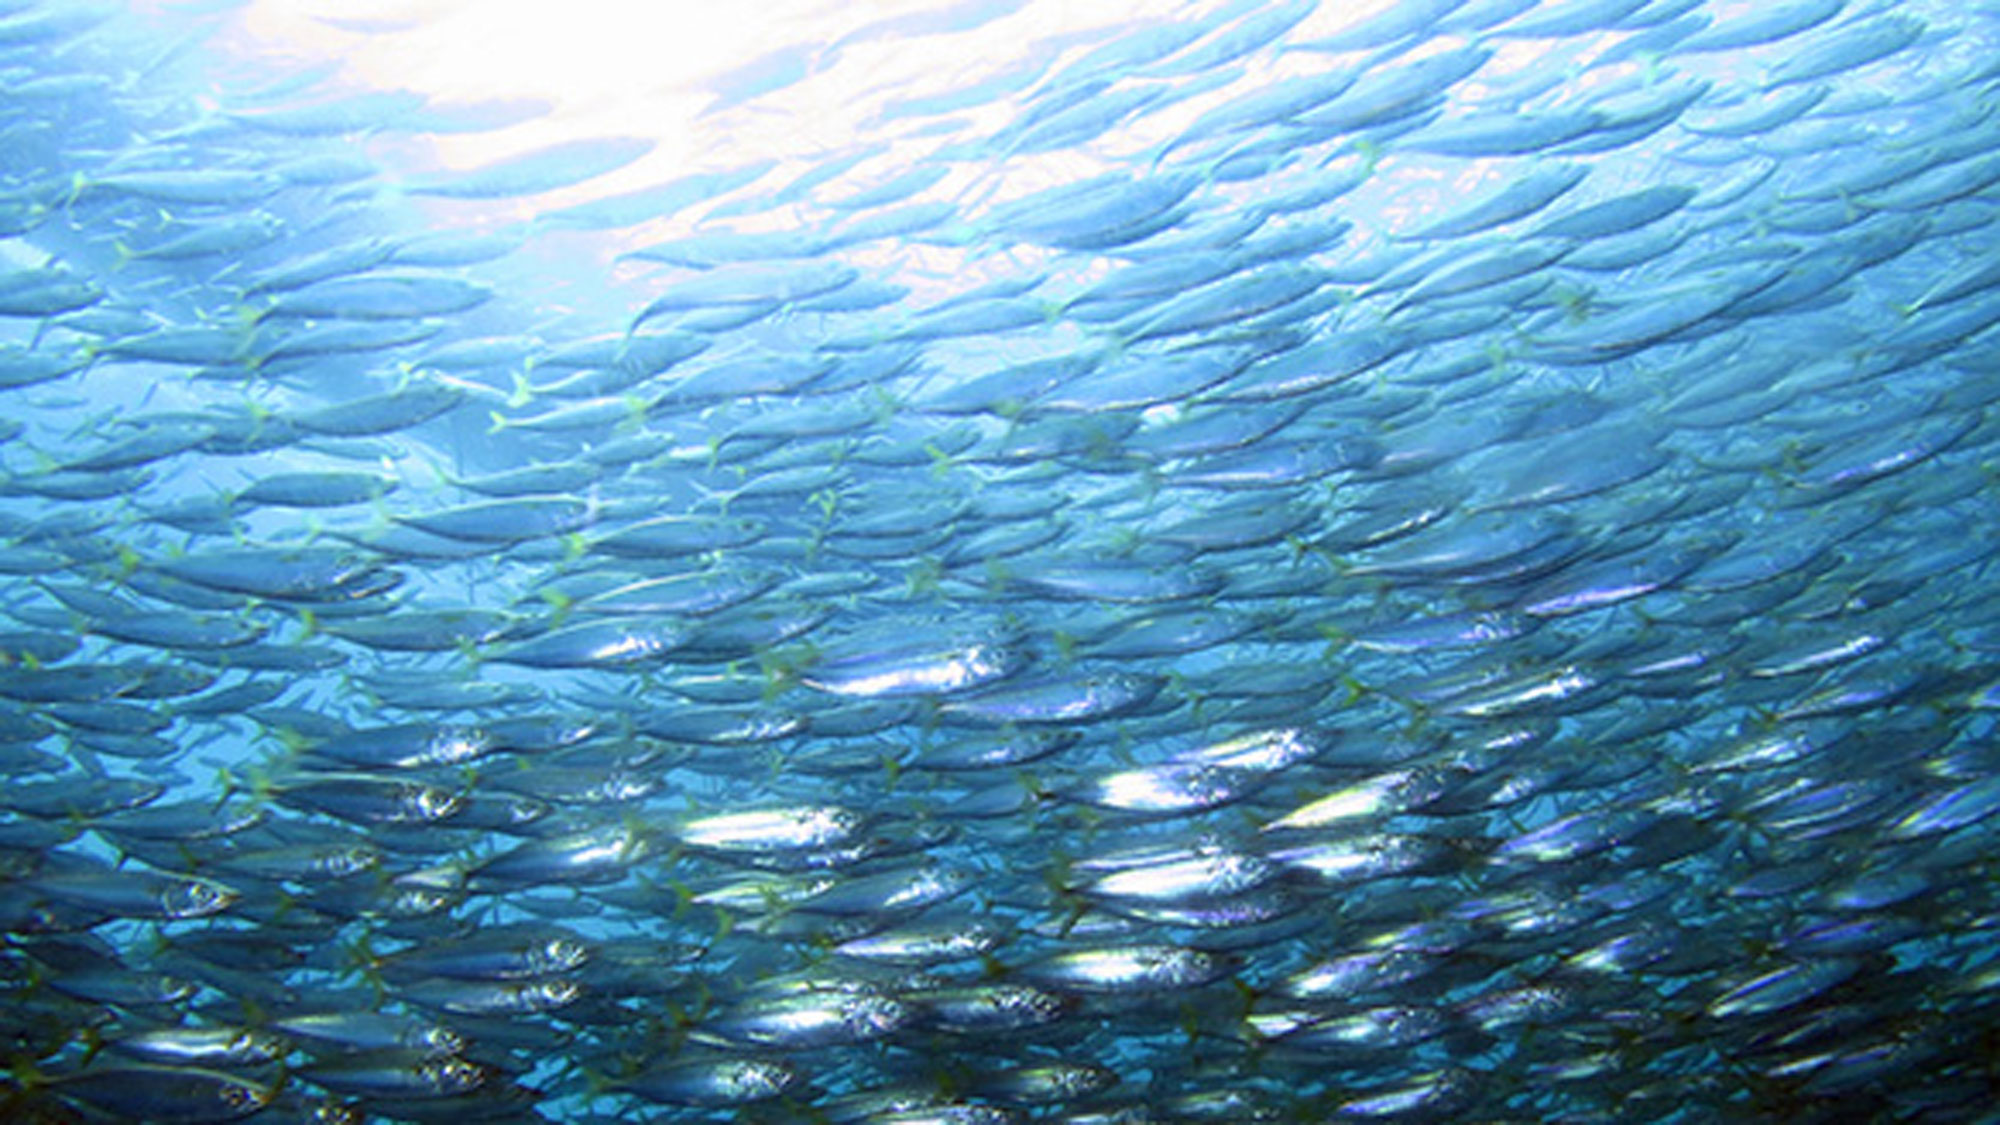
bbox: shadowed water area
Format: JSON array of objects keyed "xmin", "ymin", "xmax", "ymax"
[{"xmin": 3, "ymin": 0, "xmax": 2000, "ymax": 1121}]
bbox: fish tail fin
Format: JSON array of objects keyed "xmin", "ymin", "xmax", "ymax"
[
  {"xmin": 807, "ymin": 484, "xmax": 839, "ymax": 523},
  {"xmin": 1354, "ymin": 137, "xmax": 1383, "ymax": 177},
  {"xmin": 219, "ymin": 761, "xmax": 270, "ymax": 813},
  {"xmin": 1339, "ymin": 674, "xmax": 1369, "ymax": 707},
  {"xmin": 755, "ymin": 650, "xmax": 799, "ymax": 704},
  {"xmin": 1178, "ymin": 1001, "xmax": 1208, "ymax": 1047},
  {"xmin": 266, "ymin": 719, "xmax": 318, "ymax": 769},
  {"xmin": 342, "ymin": 930, "xmax": 381, "ymax": 979},
  {"xmin": 107, "ymin": 541, "xmax": 142, "ymax": 582},
  {"xmin": 77, "ymin": 1019, "xmax": 110, "ymax": 1068},
  {"xmin": 235, "ymin": 996, "xmax": 270, "ymax": 1035},
  {"xmin": 228, "ymin": 301, "xmax": 265, "ymax": 340},
  {"xmin": 1043, "ymin": 843, "xmax": 1077, "ymax": 897},
  {"xmin": 0, "ymin": 1056, "xmax": 48, "ymax": 1113},
  {"xmin": 663, "ymin": 877, "xmax": 695, "ymax": 921},
  {"xmin": 537, "ymin": 587, "xmax": 574, "ymax": 624},
  {"xmin": 66, "ymin": 739, "xmax": 108, "ymax": 781},
  {"xmin": 505, "ymin": 370, "xmax": 535, "ymax": 409},
  {"xmin": 351, "ymin": 935, "xmax": 390, "ymax": 1009},
  {"xmin": 1313, "ymin": 619, "xmax": 1350, "ymax": 647},
  {"xmin": 1050, "ymin": 884, "xmax": 1094, "ymax": 942},
  {"xmin": 1048, "ymin": 628, "xmax": 1079, "ymax": 666},
  {"xmin": 978, "ymin": 555, "xmax": 1015, "ymax": 600},
  {"xmin": 1167, "ymin": 667, "xmax": 1203, "ymax": 716},
  {"xmin": 487, "ymin": 410, "xmax": 512, "ymax": 436},
  {"xmin": 866, "ymin": 381, "xmax": 907, "ymax": 418},
  {"xmin": 922, "ymin": 439, "xmax": 960, "ymax": 478},
  {"xmin": 687, "ymin": 477, "xmax": 735, "ymax": 514},
  {"xmin": 1228, "ymin": 973, "xmax": 1263, "ymax": 1019},
  {"xmin": 685, "ymin": 974, "xmax": 714, "ymax": 1025},
  {"xmin": 578, "ymin": 1064, "xmax": 614, "ymax": 1101}
]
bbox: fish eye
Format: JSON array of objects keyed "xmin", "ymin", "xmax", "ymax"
[{"xmin": 418, "ymin": 787, "xmax": 463, "ymax": 819}]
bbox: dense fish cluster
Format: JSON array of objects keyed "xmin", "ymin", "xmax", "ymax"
[{"xmin": 4, "ymin": 0, "xmax": 2000, "ymax": 1120}]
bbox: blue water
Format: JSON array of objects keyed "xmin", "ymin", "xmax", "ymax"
[{"xmin": 5, "ymin": 1, "xmax": 2000, "ymax": 1121}]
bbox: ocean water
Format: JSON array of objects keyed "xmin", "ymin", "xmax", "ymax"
[{"xmin": 3, "ymin": 1, "xmax": 2000, "ymax": 1121}]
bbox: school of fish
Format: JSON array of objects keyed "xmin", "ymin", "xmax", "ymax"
[{"xmin": 2, "ymin": 0, "xmax": 2000, "ymax": 1120}]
